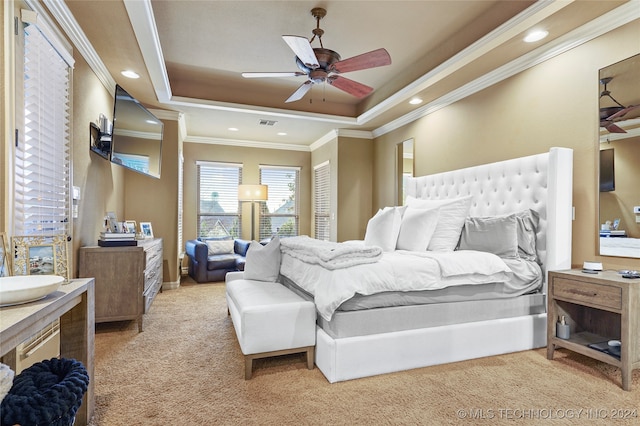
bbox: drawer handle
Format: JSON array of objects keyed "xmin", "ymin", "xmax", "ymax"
[{"xmin": 568, "ymin": 289, "xmax": 597, "ymax": 297}]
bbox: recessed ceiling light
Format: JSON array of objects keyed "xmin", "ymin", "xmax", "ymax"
[
  {"xmin": 228, "ymin": 127, "xmax": 239, "ymax": 131},
  {"xmin": 121, "ymin": 70, "xmax": 140, "ymax": 79},
  {"xmin": 524, "ymin": 29, "xmax": 548, "ymax": 43},
  {"xmin": 409, "ymin": 98, "xmax": 423, "ymax": 105},
  {"xmin": 277, "ymin": 132, "xmax": 287, "ymax": 136}
]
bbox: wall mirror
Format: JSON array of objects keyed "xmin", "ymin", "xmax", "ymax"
[
  {"xmin": 396, "ymin": 139, "xmax": 414, "ymax": 205},
  {"xmin": 598, "ymin": 53, "xmax": 640, "ymax": 258}
]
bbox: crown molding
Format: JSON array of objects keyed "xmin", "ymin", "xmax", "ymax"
[
  {"xmin": 42, "ymin": 0, "xmax": 115, "ymax": 92},
  {"xmin": 372, "ymin": 1, "xmax": 640, "ymax": 139},
  {"xmin": 123, "ymin": 0, "xmax": 172, "ymax": 103},
  {"xmin": 184, "ymin": 135, "xmax": 310, "ymax": 152},
  {"xmin": 358, "ymin": 0, "xmax": 573, "ymax": 126}
]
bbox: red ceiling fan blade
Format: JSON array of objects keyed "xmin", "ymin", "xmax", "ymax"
[
  {"xmin": 607, "ymin": 104, "xmax": 639, "ymax": 121},
  {"xmin": 327, "ymin": 75, "xmax": 373, "ymax": 98},
  {"xmin": 283, "ymin": 35, "xmax": 319, "ymax": 69},
  {"xmin": 331, "ymin": 48, "xmax": 391, "ymax": 74},
  {"xmin": 242, "ymin": 71, "xmax": 305, "ymax": 78},
  {"xmin": 285, "ymin": 80, "xmax": 313, "ymax": 103},
  {"xmin": 605, "ymin": 122, "xmax": 627, "ymax": 133}
]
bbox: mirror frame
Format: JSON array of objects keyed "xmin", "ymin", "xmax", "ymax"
[{"xmin": 597, "ymin": 53, "xmax": 640, "ymax": 259}]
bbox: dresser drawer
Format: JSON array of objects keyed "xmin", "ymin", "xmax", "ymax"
[{"xmin": 552, "ymin": 278, "xmax": 622, "ymax": 310}]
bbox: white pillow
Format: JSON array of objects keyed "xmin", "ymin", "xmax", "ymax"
[
  {"xmin": 206, "ymin": 239, "xmax": 234, "ymax": 255},
  {"xmin": 406, "ymin": 196, "xmax": 472, "ymax": 251},
  {"xmin": 396, "ymin": 207, "xmax": 439, "ymax": 251},
  {"xmin": 243, "ymin": 236, "xmax": 281, "ymax": 282},
  {"xmin": 364, "ymin": 206, "xmax": 406, "ymax": 252}
]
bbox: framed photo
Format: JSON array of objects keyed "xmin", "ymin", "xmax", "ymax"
[
  {"xmin": 106, "ymin": 211, "xmax": 119, "ymax": 233},
  {"xmin": 12, "ymin": 235, "xmax": 70, "ymax": 281},
  {"xmin": 0, "ymin": 232, "xmax": 11, "ymax": 277},
  {"xmin": 124, "ymin": 220, "xmax": 137, "ymax": 234},
  {"xmin": 140, "ymin": 222, "xmax": 154, "ymax": 238}
]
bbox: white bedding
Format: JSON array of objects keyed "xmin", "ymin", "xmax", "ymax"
[
  {"xmin": 280, "ymin": 248, "xmax": 513, "ymax": 321},
  {"xmin": 280, "ymin": 235, "xmax": 382, "ymax": 269}
]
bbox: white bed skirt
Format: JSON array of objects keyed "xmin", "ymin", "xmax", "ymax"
[{"xmin": 315, "ymin": 313, "xmax": 547, "ymax": 383}]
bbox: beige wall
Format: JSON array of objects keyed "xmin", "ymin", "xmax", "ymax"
[
  {"xmin": 124, "ymin": 118, "xmax": 180, "ymax": 284},
  {"xmin": 182, "ymin": 143, "xmax": 311, "ymax": 243},
  {"xmin": 71, "ymin": 57, "xmax": 126, "ymax": 276},
  {"xmin": 337, "ymin": 137, "xmax": 373, "ymax": 241},
  {"xmin": 374, "ymin": 20, "xmax": 640, "ymax": 271}
]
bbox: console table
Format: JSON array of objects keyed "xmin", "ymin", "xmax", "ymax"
[
  {"xmin": 0, "ymin": 278, "xmax": 95, "ymax": 425},
  {"xmin": 547, "ymin": 269, "xmax": 640, "ymax": 390}
]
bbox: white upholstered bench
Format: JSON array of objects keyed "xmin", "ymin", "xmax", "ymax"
[{"xmin": 225, "ymin": 272, "xmax": 316, "ymax": 379}]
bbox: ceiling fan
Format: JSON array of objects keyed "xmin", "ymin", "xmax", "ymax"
[
  {"xmin": 599, "ymin": 76, "xmax": 639, "ymax": 133},
  {"xmin": 242, "ymin": 7, "xmax": 391, "ymax": 103}
]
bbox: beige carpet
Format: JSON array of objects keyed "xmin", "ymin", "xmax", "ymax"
[{"xmin": 89, "ymin": 279, "xmax": 639, "ymax": 425}]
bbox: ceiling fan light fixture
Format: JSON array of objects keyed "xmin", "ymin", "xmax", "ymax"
[{"xmin": 523, "ymin": 29, "xmax": 548, "ymax": 43}]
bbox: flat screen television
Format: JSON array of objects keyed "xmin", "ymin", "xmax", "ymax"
[
  {"xmin": 110, "ymin": 84, "xmax": 163, "ymax": 179},
  {"xmin": 599, "ymin": 148, "xmax": 615, "ymax": 192}
]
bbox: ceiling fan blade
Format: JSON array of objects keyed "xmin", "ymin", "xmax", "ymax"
[
  {"xmin": 607, "ymin": 104, "xmax": 639, "ymax": 121},
  {"xmin": 605, "ymin": 122, "xmax": 627, "ymax": 133},
  {"xmin": 242, "ymin": 72, "xmax": 305, "ymax": 78},
  {"xmin": 327, "ymin": 75, "xmax": 373, "ymax": 98},
  {"xmin": 285, "ymin": 81, "xmax": 313, "ymax": 103},
  {"xmin": 331, "ymin": 48, "xmax": 391, "ymax": 73},
  {"xmin": 282, "ymin": 35, "xmax": 319, "ymax": 69}
]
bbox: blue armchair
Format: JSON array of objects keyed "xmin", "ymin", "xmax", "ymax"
[{"xmin": 185, "ymin": 238, "xmax": 251, "ymax": 283}]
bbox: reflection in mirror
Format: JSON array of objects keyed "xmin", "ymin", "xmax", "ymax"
[
  {"xmin": 396, "ymin": 139, "xmax": 414, "ymax": 205},
  {"xmin": 598, "ymin": 54, "xmax": 640, "ymax": 258}
]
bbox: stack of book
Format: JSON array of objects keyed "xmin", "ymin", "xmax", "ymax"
[{"xmin": 98, "ymin": 232, "xmax": 137, "ymax": 247}]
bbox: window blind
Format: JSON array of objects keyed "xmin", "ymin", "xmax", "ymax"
[
  {"xmin": 197, "ymin": 162, "xmax": 243, "ymax": 238},
  {"xmin": 14, "ymin": 17, "xmax": 72, "ymax": 237},
  {"xmin": 259, "ymin": 166, "xmax": 299, "ymax": 239},
  {"xmin": 314, "ymin": 162, "xmax": 330, "ymax": 241}
]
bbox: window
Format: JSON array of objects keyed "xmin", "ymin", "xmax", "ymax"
[
  {"xmin": 314, "ymin": 161, "xmax": 330, "ymax": 241},
  {"xmin": 197, "ymin": 162, "xmax": 242, "ymax": 238},
  {"xmin": 259, "ymin": 166, "xmax": 300, "ymax": 239},
  {"xmin": 14, "ymin": 10, "xmax": 74, "ymax": 237}
]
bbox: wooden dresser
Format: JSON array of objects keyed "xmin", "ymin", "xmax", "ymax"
[{"xmin": 78, "ymin": 238, "xmax": 163, "ymax": 332}]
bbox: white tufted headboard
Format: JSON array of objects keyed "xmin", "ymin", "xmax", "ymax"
[{"xmin": 406, "ymin": 147, "xmax": 573, "ymax": 292}]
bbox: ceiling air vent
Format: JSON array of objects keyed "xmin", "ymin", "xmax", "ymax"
[{"xmin": 258, "ymin": 119, "xmax": 277, "ymax": 126}]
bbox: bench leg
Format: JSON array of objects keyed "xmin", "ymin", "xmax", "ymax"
[
  {"xmin": 245, "ymin": 355, "xmax": 253, "ymax": 380},
  {"xmin": 306, "ymin": 346, "xmax": 315, "ymax": 370},
  {"xmin": 244, "ymin": 346, "xmax": 315, "ymax": 379}
]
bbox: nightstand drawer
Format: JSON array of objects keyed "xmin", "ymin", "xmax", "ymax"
[{"xmin": 553, "ymin": 278, "xmax": 622, "ymax": 310}]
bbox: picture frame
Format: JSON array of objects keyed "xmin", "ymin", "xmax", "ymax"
[
  {"xmin": 140, "ymin": 222, "xmax": 154, "ymax": 238},
  {"xmin": 12, "ymin": 235, "xmax": 70, "ymax": 281},
  {"xmin": 0, "ymin": 232, "xmax": 11, "ymax": 277},
  {"xmin": 106, "ymin": 211, "xmax": 119, "ymax": 233},
  {"xmin": 124, "ymin": 220, "xmax": 137, "ymax": 234}
]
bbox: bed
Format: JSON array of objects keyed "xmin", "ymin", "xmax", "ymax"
[{"xmin": 281, "ymin": 147, "xmax": 573, "ymax": 383}]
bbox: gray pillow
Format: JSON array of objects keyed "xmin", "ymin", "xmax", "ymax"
[
  {"xmin": 514, "ymin": 209, "xmax": 539, "ymax": 261},
  {"xmin": 243, "ymin": 236, "xmax": 281, "ymax": 282},
  {"xmin": 459, "ymin": 214, "xmax": 519, "ymax": 258}
]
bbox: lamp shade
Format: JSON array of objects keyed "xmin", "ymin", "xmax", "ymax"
[{"xmin": 238, "ymin": 184, "xmax": 268, "ymax": 201}]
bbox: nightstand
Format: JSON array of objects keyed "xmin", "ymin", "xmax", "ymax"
[{"xmin": 547, "ymin": 269, "xmax": 640, "ymax": 390}]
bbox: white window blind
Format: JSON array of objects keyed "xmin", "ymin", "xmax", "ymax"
[
  {"xmin": 314, "ymin": 162, "xmax": 330, "ymax": 241},
  {"xmin": 259, "ymin": 166, "xmax": 299, "ymax": 239},
  {"xmin": 197, "ymin": 162, "xmax": 242, "ymax": 238},
  {"xmin": 14, "ymin": 15, "xmax": 73, "ymax": 237}
]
